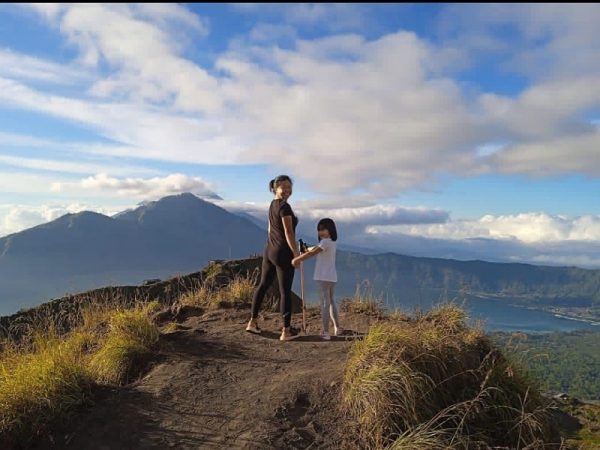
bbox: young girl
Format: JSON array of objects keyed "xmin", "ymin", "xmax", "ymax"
[{"xmin": 292, "ymin": 218, "xmax": 342, "ymax": 340}]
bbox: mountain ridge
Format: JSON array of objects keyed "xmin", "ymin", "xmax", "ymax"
[{"xmin": 1, "ymin": 192, "xmax": 600, "ymax": 316}]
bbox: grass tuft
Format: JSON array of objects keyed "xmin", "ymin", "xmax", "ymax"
[
  {"xmin": 0, "ymin": 329, "xmax": 92, "ymax": 445},
  {"xmin": 342, "ymin": 305, "xmax": 560, "ymax": 449},
  {"xmin": 177, "ymin": 272, "xmax": 257, "ymax": 310},
  {"xmin": 0, "ymin": 301, "xmax": 160, "ymax": 446},
  {"xmin": 88, "ymin": 305, "xmax": 159, "ymax": 385},
  {"xmin": 340, "ymin": 282, "xmax": 387, "ymax": 317}
]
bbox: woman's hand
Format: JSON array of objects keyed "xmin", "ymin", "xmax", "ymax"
[
  {"xmin": 291, "ymin": 257, "xmax": 301, "ymax": 268},
  {"xmin": 282, "ymin": 215, "xmax": 299, "ymax": 257}
]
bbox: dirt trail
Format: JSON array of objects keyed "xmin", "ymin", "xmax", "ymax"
[{"xmin": 35, "ymin": 309, "xmax": 372, "ymax": 450}]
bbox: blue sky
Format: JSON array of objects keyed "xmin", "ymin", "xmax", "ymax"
[{"xmin": 1, "ymin": 3, "xmax": 600, "ymax": 267}]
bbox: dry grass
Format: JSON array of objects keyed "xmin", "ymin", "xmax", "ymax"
[
  {"xmin": 386, "ymin": 426, "xmax": 457, "ymax": 450},
  {"xmin": 88, "ymin": 304, "xmax": 159, "ymax": 385},
  {"xmin": 0, "ymin": 329, "xmax": 93, "ymax": 445},
  {"xmin": 226, "ymin": 273, "xmax": 257, "ymax": 305},
  {"xmin": 340, "ymin": 282, "xmax": 387, "ymax": 317},
  {"xmin": 178, "ymin": 283, "xmax": 214, "ymax": 308},
  {"xmin": 387, "ymin": 309, "xmax": 411, "ymax": 323},
  {"xmin": 0, "ymin": 300, "xmax": 159, "ymax": 446},
  {"xmin": 163, "ymin": 322, "xmax": 180, "ymax": 333},
  {"xmin": 342, "ymin": 305, "xmax": 561, "ymax": 450},
  {"xmin": 177, "ymin": 272, "xmax": 257, "ymax": 310}
]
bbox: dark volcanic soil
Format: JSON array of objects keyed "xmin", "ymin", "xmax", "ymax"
[{"xmin": 32, "ymin": 308, "xmax": 374, "ymax": 450}]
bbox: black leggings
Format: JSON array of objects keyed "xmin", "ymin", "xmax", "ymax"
[{"xmin": 251, "ymin": 252, "xmax": 295, "ymax": 328}]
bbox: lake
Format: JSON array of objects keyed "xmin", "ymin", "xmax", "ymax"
[
  {"xmin": 302, "ymin": 284, "xmax": 600, "ymax": 334},
  {"xmin": 460, "ymin": 296, "xmax": 599, "ymax": 333}
]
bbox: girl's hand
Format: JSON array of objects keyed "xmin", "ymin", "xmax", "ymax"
[{"xmin": 292, "ymin": 257, "xmax": 301, "ymax": 267}]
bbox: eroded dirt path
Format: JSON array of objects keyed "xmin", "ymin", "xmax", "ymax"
[{"xmin": 36, "ymin": 309, "xmax": 372, "ymax": 450}]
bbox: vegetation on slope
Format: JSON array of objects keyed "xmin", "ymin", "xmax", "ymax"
[
  {"xmin": 342, "ymin": 304, "xmax": 561, "ymax": 449},
  {"xmin": 493, "ymin": 330, "xmax": 600, "ymax": 401},
  {"xmin": 0, "ymin": 301, "xmax": 159, "ymax": 447}
]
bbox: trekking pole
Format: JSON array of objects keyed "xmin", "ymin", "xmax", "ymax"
[{"xmin": 299, "ymin": 239, "xmax": 307, "ymax": 334}]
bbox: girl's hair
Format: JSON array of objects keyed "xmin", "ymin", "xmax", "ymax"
[
  {"xmin": 317, "ymin": 218, "xmax": 337, "ymax": 242},
  {"xmin": 269, "ymin": 175, "xmax": 293, "ymax": 193}
]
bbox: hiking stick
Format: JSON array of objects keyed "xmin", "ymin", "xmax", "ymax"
[{"xmin": 299, "ymin": 239, "xmax": 307, "ymax": 333}]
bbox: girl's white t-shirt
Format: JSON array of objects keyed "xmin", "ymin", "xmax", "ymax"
[{"xmin": 313, "ymin": 238, "xmax": 337, "ymax": 282}]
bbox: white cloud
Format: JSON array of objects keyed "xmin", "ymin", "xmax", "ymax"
[
  {"xmin": 212, "ymin": 198, "xmax": 450, "ymax": 244},
  {"xmin": 438, "ymin": 4, "xmax": 600, "ymax": 80},
  {"xmin": 478, "ymin": 76, "xmax": 600, "ymax": 141},
  {"xmin": 0, "ymin": 76, "xmax": 244, "ymax": 165},
  {"xmin": 1, "ymin": 21, "xmax": 485, "ymax": 191},
  {"xmin": 0, "ymin": 48, "xmax": 88, "ymax": 84},
  {"xmin": 527, "ymin": 252, "xmax": 600, "ymax": 269},
  {"xmin": 211, "ymin": 199, "xmax": 269, "ymax": 216},
  {"xmin": 0, "ymin": 202, "xmax": 117, "ymax": 237},
  {"xmin": 0, "ymin": 3, "xmax": 598, "ymax": 200},
  {"xmin": 36, "ymin": 3, "xmax": 218, "ymax": 112},
  {"xmin": 436, "ymin": 4, "xmax": 600, "ymax": 178},
  {"xmin": 232, "ymin": 3, "xmax": 366, "ymax": 31},
  {"xmin": 0, "ymin": 153, "xmax": 157, "ymax": 176},
  {"xmin": 489, "ymin": 129, "xmax": 600, "ymax": 176},
  {"xmin": 249, "ymin": 23, "xmax": 297, "ymax": 43},
  {"xmin": 0, "ymin": 171, "xmax": 61, "ymax": 194},
  {"xmin": 217, "ymin": 31, "xmax": 486, "ymax": 195},
  {"xmin": 51, "ymin": 173, "xmax": 220, "ymax": 200},
  {"xmin": 0, "ymin": 131, "xmax": 57, "ymax": 148},
  {"xmin": 131, "ymin": 3, "xmax": 209, "ymax": 33},
  {"xmin": 368, "ymin": 213, "xmax": 600, "ymax": 244},
  {"xmin": 215, "ymin": 199, "xmax": 448, "ymax": 226},
  {"xmin": 214, "ymin": 200, "xmax": 600, "ymax": 267},
  {"xmin": 298, "ymin": 204, "xmax": 448, "ymax": 226},
  {"xmin": 353, "ymin": 231, "xmax": 600, "ymax": 269},
  {"xmin": 2, "ymin": 194, "xmax": 600, "ymax": 268}
]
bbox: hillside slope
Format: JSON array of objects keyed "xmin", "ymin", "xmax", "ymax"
[{"xmin": 2, "ymin": 257, "xmax": 597, "ymax": 450}]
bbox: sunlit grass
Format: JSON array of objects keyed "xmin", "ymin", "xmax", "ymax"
[
  {"xmin": 342, "ymin": 305, "xmax": 560, "ymax": 449},
  {"xmin": 88, "ymin": 305, "xmax": 159, "ymax": 385},
  {"xmin": 0, "ymin": 329, "xmax": 93, "ymax": 445},
  {"xmin": 177, "ymin": 272, "xmax": 257, "ymax": 310},
  {"xmin": 340, "ymin": 282, "xmax": 387, "ymax": 317},
  {"xmin": 0, "ymin": 301, "xmax": 159, "ymax": 445}
]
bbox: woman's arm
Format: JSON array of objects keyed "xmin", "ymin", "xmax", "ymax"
[{"xmin": 282, "ymin": 215, "xmax": 300, "ymax": 258}]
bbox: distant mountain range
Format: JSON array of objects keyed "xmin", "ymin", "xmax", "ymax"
[
  {"xmin": 333, "ymin": 252, "xmax": 600, "ymax": 308},
  {"xmin": 0, "ymin": 193, "xmax": 265, "ymax": 314},
  {"xmin": 1, "ymin": 192, "xmax": 599, "ymax": 316}
]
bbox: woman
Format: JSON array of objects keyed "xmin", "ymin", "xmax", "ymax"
[{"xmin": 246, "ymin": 175, "xmax": 300, "ymax": 341}]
